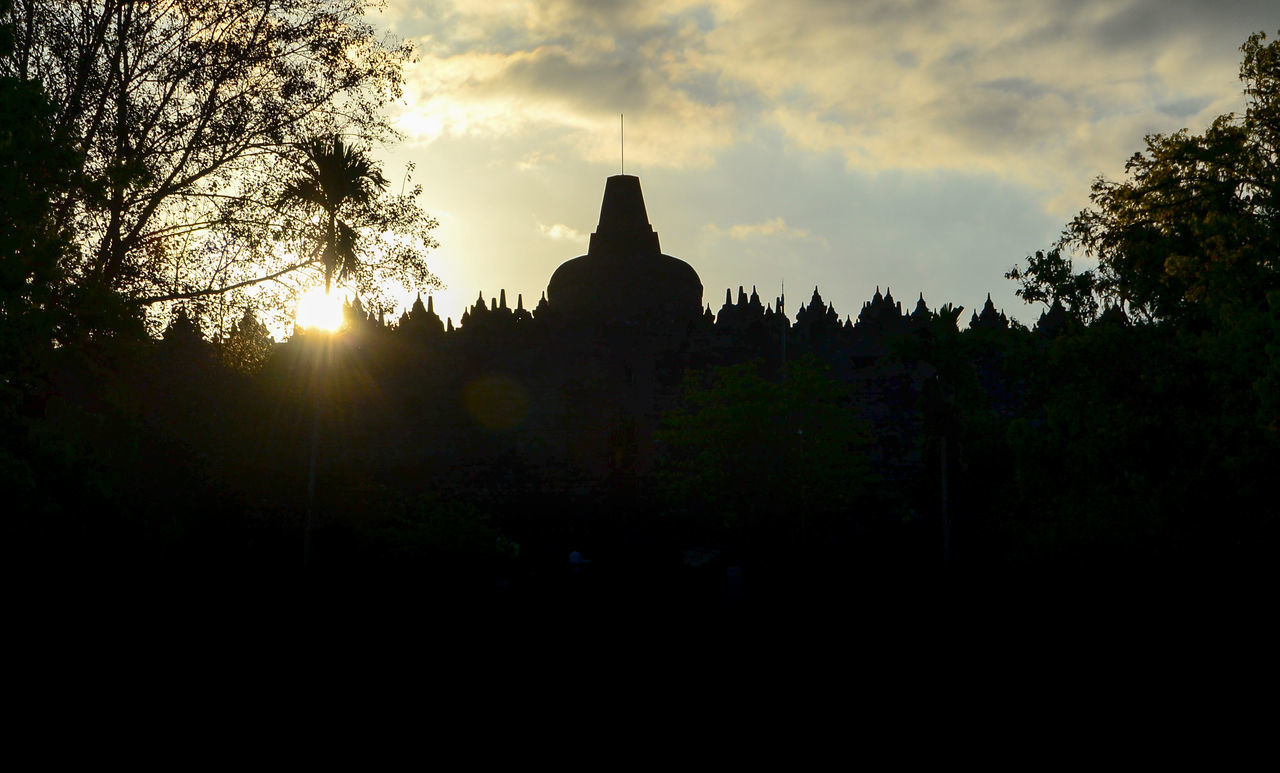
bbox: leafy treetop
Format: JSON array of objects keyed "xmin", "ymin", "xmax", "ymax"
[{"xmin": 1009, "ymin": 30, "xmax": 1280, "ymax": 327}]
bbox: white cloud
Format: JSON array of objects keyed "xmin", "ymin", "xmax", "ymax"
[
  {"xmin": 516, "ymin": 150, "xmax": 556, "ymax": 171},
  {"xmin": 705, "ymin": 217, "xmax": 827, "ymax": 248},
  {"xmin": 383, "ymin": 0, "xmax": 1271, "ymax": 214},
  {"xmin": 537, "ymin": 222, "xmax": 587, "ymax": 242}
]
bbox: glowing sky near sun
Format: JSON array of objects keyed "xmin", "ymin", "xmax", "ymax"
[
  {"xmin": 295, "ymin": 287, "xmax": 347, "ymax": 331},
  {"xmin": 369, "ymin": 0, "xmax": 1278, "ymax": 327}
]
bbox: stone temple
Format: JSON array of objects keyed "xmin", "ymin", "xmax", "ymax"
[
  {"xmin": 547, "ymin": 174, "xmax": 702, "ymax": 326},
  {"xmin": 317, "ymin": 170, "xmax": 1024, "ymax": 496}
]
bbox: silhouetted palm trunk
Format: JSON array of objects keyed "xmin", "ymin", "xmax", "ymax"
[
  {"xmin": 303, "ymin": 365, "xmax": 322, "ymax": 569},
  {"xmin": 941, "ymin": 439, "xmax": 950, "ymax": 569}
]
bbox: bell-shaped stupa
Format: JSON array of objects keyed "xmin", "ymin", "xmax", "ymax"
[{"xmin": 546, "ymin": 175, "xmax": 702, "ymax": 326}]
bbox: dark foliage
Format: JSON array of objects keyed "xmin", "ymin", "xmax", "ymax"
[{"xmin": 5, "ymin": 25, "xmax": 1278, "ymax": 616}]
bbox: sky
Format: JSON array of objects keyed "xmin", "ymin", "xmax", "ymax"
[{"xmin": 367, "ymin": 0, "xmax": 1279, "ymax": 327}]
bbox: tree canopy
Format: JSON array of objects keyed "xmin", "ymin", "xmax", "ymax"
[
  {"xmin": 0, "ymin": 0, "xmax": 438, "ymax": 332},
  {"xmin": 279, "ymin": 135, "xmax": 389, "ymax": 294},
  {"xmin": 1009, "ymin": 30, "xmax": 1280, "ymax": 327},
  {"xmin": 657, "ymin": 357, "xmax": 875, "ymax": 542}
]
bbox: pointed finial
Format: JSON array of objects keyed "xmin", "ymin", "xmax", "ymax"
[
  {"xmin": 427, "ymin": 295, "xmax": 434, "ymax": 313},
  {"xmin": 517, "ymin": 293, "xmax": 525, "ymax": 311},
  {"xmin": 500, "ymin": 289, "xmax": 508, "ymax": 309}
]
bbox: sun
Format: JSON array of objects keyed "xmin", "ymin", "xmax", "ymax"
[{"xmin": 296, "ymin": 287, "xmax": 345, "ymax": 332}]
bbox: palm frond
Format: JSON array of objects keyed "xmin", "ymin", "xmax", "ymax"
[{"xmin": 283, "ymin": 133, "xmax": 389, "ymax": 292}]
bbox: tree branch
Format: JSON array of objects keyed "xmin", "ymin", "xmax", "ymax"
[{"xmin": 133, "ymin": 257, "xmax": 316, "ymax": 305}]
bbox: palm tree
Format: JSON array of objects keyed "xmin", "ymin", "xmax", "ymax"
[
  {"xmin": 280, "ymin": 135, "xmax": 389, "ymax": 292},
  {"xmin": 280, "ymin": 136, "xmax": 387, "ymax": 568}
]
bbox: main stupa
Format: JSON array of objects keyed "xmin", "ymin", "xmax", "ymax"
[{"xmin": 546, "ymin": 175, "xmax": 703, "ymax": 326}]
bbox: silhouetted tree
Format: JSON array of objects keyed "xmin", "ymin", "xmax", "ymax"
[
  {"xmin": 0, "ymin": 0, "xmax": 438, "ymax": 324},
  {"xmin": 1010, "ymin": 30, "xmax": 1280, "ymax": 326},
  {"xmin": 1, "ymin": 0, "xmax": 72, "ymax": 373},
  {"xmin": 658, "ymin": 356, "xmax": 874, "ymax": 546},
  {"xmin": 279, "ymin": 136, "xmax": 389, "ymax": 293},
  {"xmin": 1006, "ymin": 248, "xmax": 1099, "ymax": 323}
]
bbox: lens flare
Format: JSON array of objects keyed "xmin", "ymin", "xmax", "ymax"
[{"xmin": 296, "ymin": 287, "xmax": 344, "ymax": 331}]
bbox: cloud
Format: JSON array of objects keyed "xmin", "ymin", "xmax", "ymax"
[
  {"xmin": 727, "ymin": 217, "xmax": 799, "ymax": 240},
  {"xmin": 705, "ymin": 217, "xmax": 826, "ymax": 247},
  {"xmin": 516, "ymin": 150, "xmax": 556, "ymax": 171},
  {"xmin": 385, "ymin": 0, "xmax": 1276, "ymax": 211},
  {"xmin": 537, "ymin": 222, "xmax": 587, "ymax": 242},
  {"xmin": 386, "ymin": 1, "xmax": 740, "ymax": 166}
]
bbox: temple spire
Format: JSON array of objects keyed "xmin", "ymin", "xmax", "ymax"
[{"xmin": 588, "ymin": 175, "xmax": 660, "ymax": 257}]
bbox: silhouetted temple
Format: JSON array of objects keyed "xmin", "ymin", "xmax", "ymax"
[
  {"xmin": 354, "ymin": 173, "xmax": 1025, "ymax": 350},
  {"xmin": 308, "ymin": 173, "xmax": 1037, "ymax": 501},
  {"xmin": 548, "ymin": 175, "xmax": 702, "ymax": 326}
]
